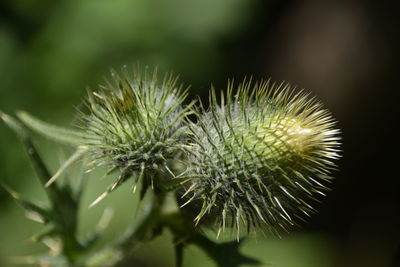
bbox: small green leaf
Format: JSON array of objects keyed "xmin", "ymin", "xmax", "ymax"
[
  {"xmin": 1, "ymin": 183, "xmax": 52, "ymax": 223},
  {"xmin": 1, "ymin": 112, "xmax": 66, "ymax": 204},
  {"xmin": 16, "ymin": 110, "xmax": 88, "ymax": 146},
  {"xmin": 30, "ymin": 224, "xmax": 57, "ymax": 242},
  {"xmin": 0, "ymin": 110, "xmax": 29, "ymax": 141}
]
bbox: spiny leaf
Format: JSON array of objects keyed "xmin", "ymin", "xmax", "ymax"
[
  {"xmin": 1, "ymin": 183, "xmax": 52, "ymax": 223},
  {"xmin": 0, "ymin": 110, "xmax": 29, "ymax": 141},
  {"xmin": 1, "ymin": 111, "xmax": 67, "ymax": 205},
  {"xmin": 29, "ymin": 224, "xmax": 57, "ymax": 242},
  {"xmin": 17, "ymin": 110, "xmax": 88, "ymax": 146}
]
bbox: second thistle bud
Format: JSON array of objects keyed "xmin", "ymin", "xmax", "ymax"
[{"xmin": 181, "ymin": 80, "xmax": 341, "ymax": 237}]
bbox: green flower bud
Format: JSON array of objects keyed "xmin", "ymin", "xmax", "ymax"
[
  {"xmin": 77, "ymin": 67, "xmax": 191, "ymax": 197},
  {"xmin": 181, "ymin": 80, "xmax": 341, "ymax": 237}
]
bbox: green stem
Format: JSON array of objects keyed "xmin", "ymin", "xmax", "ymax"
[
  {"xmin": 24, "ymin": 140, "xmax": 62, "ymax": 200},
  {"xmin": 160, "ymin": 197, "xmax": 261, "ymax": 267},
  {"xmin": 25, "ymin": 140, "xmax": 83, "ymax": 262}
]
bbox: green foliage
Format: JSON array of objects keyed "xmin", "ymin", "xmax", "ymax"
[
  {"xmin": 17, "ymin": 111, "xmax": 88, "ymax": 146},
  {"xmin": 0, "ymin": 112, "xmax": 84, "ymax": 266},
  {"xmin": 0, "ymin": 68, "xmax": 341, "ymax": 267}
]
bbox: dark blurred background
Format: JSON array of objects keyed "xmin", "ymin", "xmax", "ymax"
[{"xmin": 1, "ymin": 1, "xmax": 399, "ymax": 266}]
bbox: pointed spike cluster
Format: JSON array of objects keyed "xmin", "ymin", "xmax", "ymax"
[
  {"xmin": 76, "ymin": 66, "xmax": 191, "ymax": 204},
  {"xmin": 181, "ymin": 79, "xmax": 341, "ymax": 237}
]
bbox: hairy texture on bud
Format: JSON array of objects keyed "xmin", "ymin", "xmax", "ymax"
[
  {"xmin": 182, "ymin": 80, "xmax": 341, "ymax": 237},
  {"xmin": 77, "ymin": 67, "xmax": 191, "ymax": 198}
]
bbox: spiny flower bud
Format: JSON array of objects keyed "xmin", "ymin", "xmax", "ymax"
[
  {"xmin": 182, "ymin": 80, "xmax": 341, "ymax": 237},
  {"xmin": 77, "ymin": 67, "xmax": 191, "ymax": 200}
]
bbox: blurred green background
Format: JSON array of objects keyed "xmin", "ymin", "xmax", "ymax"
[{"xmin": 1, "ymin": 0, "xmax": 399, "ymax": 266}]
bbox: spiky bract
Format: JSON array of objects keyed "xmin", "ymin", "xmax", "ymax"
[
  {"xmin": 77, "ymin": 67, "xmax": 191, "ymax": 192},
  {"xmin": 182, "ymin": 80, "xmax": 341, "ymax": 237}
]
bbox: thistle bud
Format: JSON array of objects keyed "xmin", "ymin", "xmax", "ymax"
[
  {"xmin": 77, "ymin": 67, "xmax": 191, "ymax": 197},
  {"xmin": 182, "ymin": 80, "xmax": 341, "ymax": 237}
]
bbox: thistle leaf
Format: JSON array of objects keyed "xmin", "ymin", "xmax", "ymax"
[
  {"xmin": 29, "ymin": 224, "xmax": 57, "ymax": 242},
  {"xmin": 0, "ymin": 110, "xmax": 29, "ymax": 141},
  {"xmin": 16, "ymin": 110, "xmax": 87, "ymax": 146},
  {"xmin": 1, "ymin": 111, "xmax": 67, "ymax": 204},
  {"xmin": 1, "ymin": 183, "xmax": 52, "ymax": 223}
]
